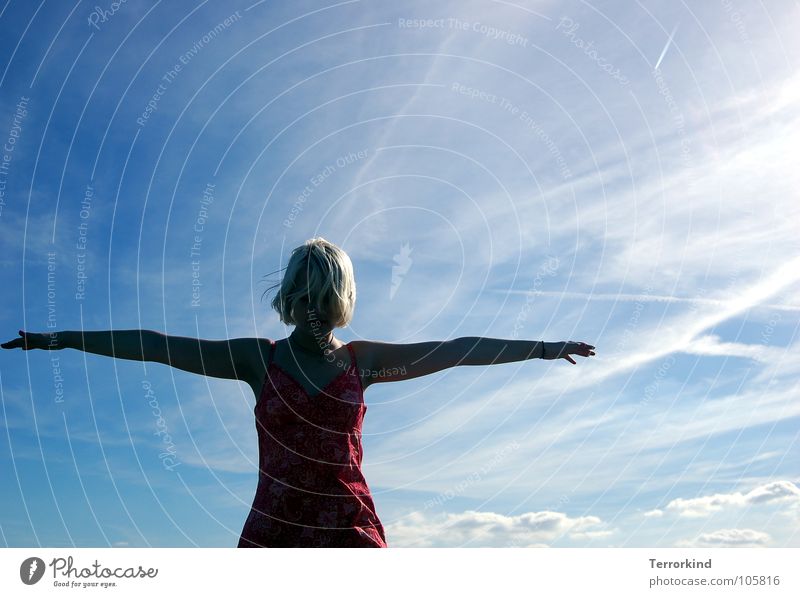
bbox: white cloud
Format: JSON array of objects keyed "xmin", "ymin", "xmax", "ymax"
[
  {"xmin": 663, "ymin": 481, "xmax": 800, "ymax": 518},
  {"xmin": 384, "ymin": 508, "xmax": 611, "ymax": 547},
  {"xmin": 745, "ymin": 480, "xmax": 800, "ymax": 505},
  {"xmin": 675, "ymin": 528, "xmax": 771, "ymax": 548}
]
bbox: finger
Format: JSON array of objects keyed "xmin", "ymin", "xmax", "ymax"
[{"xmin": 566, "ymin": 355, "xmax": 576, "ymax": 364}]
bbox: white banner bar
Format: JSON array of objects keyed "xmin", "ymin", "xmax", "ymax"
[{"xmin": 2, "ymin": 547, "xmax": 797, "ymax": 596}]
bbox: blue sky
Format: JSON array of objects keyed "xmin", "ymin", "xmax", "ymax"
[{"xmin": 1, "ymin": 0, "xmax": 798, "ymax": 547}]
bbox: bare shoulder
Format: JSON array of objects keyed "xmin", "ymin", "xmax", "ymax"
[
  {"xmin": 347, "ymin": 340, "xmax": 377, "ymax": 389},
  {"xmin": 347, "ymin": 340, "xmax": 376, "ymax": 371},
  {"xmin": 254, "ymin": 337, "xmax": 275, "ymax": 362}
]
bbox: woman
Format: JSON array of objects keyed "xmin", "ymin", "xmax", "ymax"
[{"xmin": 2, "ymin": 237, "xmax": 596, "ymax": 547}]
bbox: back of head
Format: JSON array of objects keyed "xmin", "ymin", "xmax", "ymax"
[{"xmin": 269, "ymin": 237, "xmax": 356, "ymax": 328}]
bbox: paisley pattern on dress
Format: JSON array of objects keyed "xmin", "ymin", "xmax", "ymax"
[{"xmin": 237, "ymin": 340, "xmax": 388, "ymax": 548}]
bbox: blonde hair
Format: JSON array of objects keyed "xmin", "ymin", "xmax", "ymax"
[{"xmin": 264, "ymin": 237, "xmax": 356, "ymax": 328}]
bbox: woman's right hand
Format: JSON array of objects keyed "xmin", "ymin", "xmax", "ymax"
[{"xmin": 1, "ymin": 330, "xmax": 55, "ymax": 351}]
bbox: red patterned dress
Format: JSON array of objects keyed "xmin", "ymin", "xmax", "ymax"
[{"xmin": 238, "ymin": 339, "xmax": 387, "ymax": 547}]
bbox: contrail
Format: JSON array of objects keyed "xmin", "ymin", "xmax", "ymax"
[
  {"xmin": 498, "ymin": 289, "xmax": 800, "ymax": 312},
  {"xmin": 654, "ymin": 24, "xmax": 679, "ymax": 69}
]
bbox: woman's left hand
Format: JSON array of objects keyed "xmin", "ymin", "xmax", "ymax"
[{"xmin": 547, "ymin": 341, "xmax": 596, "ymax": 364}]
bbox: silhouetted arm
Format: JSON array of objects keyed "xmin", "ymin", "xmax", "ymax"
[
  {"xmin": 3, "ymin": 329, "xmax": 262, "ymax": 382},
  {"xmin": 353, "ymin": 337, "xmax": 595, "ymax": 385}
]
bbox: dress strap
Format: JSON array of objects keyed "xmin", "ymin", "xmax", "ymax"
[
  {"xmin": 267, "ymin": 339, "xmax": 276, "ymax": 367},
  {"xmin": 346, "ymin": 342, "xmax": 358, "ymax": 371},
  {"xmin": 345, "ymin": 343, "xmax": 365, "ymax": 395}
]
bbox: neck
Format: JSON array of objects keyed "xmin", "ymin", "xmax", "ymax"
[{"xmin": 289, "ymin": 327, "xmax": 336, "ymax": 355}]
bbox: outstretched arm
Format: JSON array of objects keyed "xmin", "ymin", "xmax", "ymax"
[
  {"xmin": 354, "ymin": 336, "xmax": 596, "ymax": 385},
  {"xmin": 2, "ymin": 329, "xmax": 261, "ymax": 382}
]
